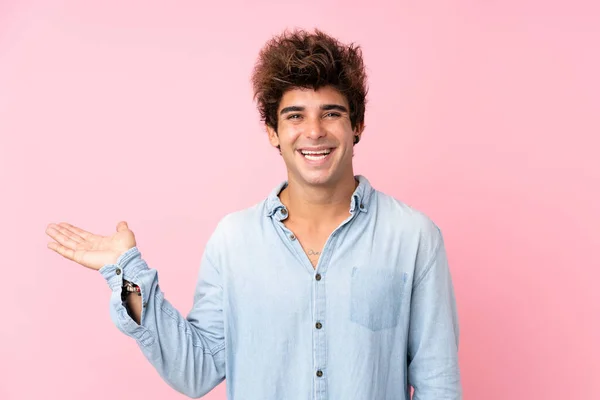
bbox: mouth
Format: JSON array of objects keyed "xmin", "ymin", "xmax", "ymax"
[{"xmin": 297, "ymin": 148, "xmax": 334, "ymax": 162}]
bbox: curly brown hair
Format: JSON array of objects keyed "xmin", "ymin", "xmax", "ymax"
[{"xmin": 251, "ymin": 28, "xmax": 368, "ymax": 135}]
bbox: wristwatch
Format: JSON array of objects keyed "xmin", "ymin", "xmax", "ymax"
[{"xmin": 121, "ymin": 279, "xmax": 141, "ymax": 302}]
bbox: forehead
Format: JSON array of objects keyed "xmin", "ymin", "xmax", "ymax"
[{"xmin": 278, "ymin": 86, "xmax": 349, "ymax": 110}]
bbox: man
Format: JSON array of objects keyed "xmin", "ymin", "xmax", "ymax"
[{"xmin": 46, "ymin": 28, "xmax": 462, "ymax": 399}]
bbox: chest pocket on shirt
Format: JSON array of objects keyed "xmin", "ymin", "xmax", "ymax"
[{"xmin": 350, "ymin": 266, "xmax": 408, "ymax": 331}]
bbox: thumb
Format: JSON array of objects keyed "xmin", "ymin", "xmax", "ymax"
[{"xmin": 116, "ymin": 221, "xmax": 129, "ymax": 232}]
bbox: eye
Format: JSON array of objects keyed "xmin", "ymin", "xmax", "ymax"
[
  {"xmin": 324, "ymin": 112, "xmax": 341, "ymax": 118},
  {"xmin": 287, "ymin": 114, "xmax": 302, "ymax": 120}
]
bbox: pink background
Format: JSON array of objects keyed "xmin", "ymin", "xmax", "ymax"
[{"xmin": 1, "ymin": 1, "xmax": 598, "ymax": 399}]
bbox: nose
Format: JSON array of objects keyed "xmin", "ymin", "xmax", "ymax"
[{"xmin": 305, "ymin": 116, "xmax": 326, "ymax": 140}]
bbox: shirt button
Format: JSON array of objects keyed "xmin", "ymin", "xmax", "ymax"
[
  {"xmin": 359, "ymin": 203, "xmax": 365, "ymax": 210},
  {"xmin": 143, "ymin": 302, "xmax": 148, "ymax": 308},
  {"xmin": 316, "ymin": 370, "xmax": 323, "ymax": 377},
  {"xmin": 281, "ymin": 208, "xmax": 288, "ymax": 215},
  {"xmin": 315, "ymin": 274, "xmax": 321, "ymax": 281},
  {"xmin": 115, "ymin": 268, "xmax": 121, "ymax": 275},
  {"xmin": 315, "ymin": 322, "xmax": 322, "ymax": 329},
  {"xmin": 289, "ymin": 234, "xmax": 296, "ymax": 240}
]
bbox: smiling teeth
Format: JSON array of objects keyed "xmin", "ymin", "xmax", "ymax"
[
  {"xmin": 301, "ymin": 150, "xmax": 331, "ymax": 155},
  {"xmin": 300, "ymin": 149, "xmax": 331, "ymax": 161}
]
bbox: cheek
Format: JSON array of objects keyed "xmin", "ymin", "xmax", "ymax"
[{"xmin": 279, "ymin": 126, "xmax": 303, "ymax": 146}]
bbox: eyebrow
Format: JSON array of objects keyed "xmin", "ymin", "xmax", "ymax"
[{"xmin": 279, "ymin": 104, "xmax": 349, "ymax": 115}]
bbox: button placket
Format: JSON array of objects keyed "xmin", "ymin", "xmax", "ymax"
[
  {"xmin": 313, "ymin": 267, "xmax": 327, "ymax": 398},
  {"xmin": 272, "ymin": 203, "xmax": 360, "ymax": 398}
]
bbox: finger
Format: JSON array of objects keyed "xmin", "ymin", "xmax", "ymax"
[
  {"xmin": 57, "ymin": 222, "xmax": 97, "ymax": 242},
  {"xmin": 116, "ymin": 221, "xmax": 129, "ymax": 232},
  {"xmin": 46, "ymin": 225, "xmax": 81, "ymax": 251},
  {"xmin": 47, "ymin": 241, "xmax": 76, "ymax": 262},
  {"xmin": 54, "ymin": 224, "xmax": 85, "ymax": 244}
]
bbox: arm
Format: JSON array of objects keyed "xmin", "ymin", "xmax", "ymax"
[
  {"xmin": 99, "ymin": 246, "xmax": 225, "ymax": 398},
  {"xmin": 407, "ymin": 229, "xmax": 462, "ymax": 399}
]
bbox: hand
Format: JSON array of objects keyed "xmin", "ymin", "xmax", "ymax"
[{"xmin": 45, "ymin": 221, "xmax": 137, "ymax": 270}]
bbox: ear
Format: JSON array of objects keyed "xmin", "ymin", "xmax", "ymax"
[
  {"xmin": 266, "ymin": 124, "xmax": 280, "ymax": 149},
  {"xmin": 353, "ymin": 121, "xmax": 365, "ymax": 143}
]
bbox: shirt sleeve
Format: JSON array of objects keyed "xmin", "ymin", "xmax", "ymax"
[
  {"xmin": 407, "ymin": 228, "xmax": 463, "ymax": 399},
  {"xmin": 98, "ymin": 243, "xmax": 226, "ymax": 398}
]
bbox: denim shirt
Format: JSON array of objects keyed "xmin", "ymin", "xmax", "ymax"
[{"xmin": 99, "ymin": 175, "xmax": 462, "ymax": 399}]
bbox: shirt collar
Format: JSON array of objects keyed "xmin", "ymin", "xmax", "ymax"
[{"xmin": 266, "ymin": 175, "xmax": 374, "ymax": 220}]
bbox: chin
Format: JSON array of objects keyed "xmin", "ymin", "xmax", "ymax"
[
  {"xmin": 297, "ymin": 170, "xmax": 339, "ymax": 187},
  {"xmin": 285, "ymin": 152, "xmax": 350, "ymax": 187}
]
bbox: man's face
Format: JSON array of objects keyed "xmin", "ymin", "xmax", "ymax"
[{"xmin": 267, "ymin": 85, "xmax": 363, "ymax": 188}]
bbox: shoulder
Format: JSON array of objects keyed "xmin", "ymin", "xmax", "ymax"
[
  {"xmin": 207, "ymin": 199, "xmax": 270, "ymax": 246},
  {"xmin": 371, "ymin": 190, "xmax": 446, "ymax": 280},
  {"xmin": 370, "ymin": 189, "xmax": 444, "ymax": 270},
  {"xmin": 372, "ymin": 189, "xmax": 442, "ymax": 241}
]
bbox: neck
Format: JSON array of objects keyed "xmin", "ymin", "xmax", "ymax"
[{"xmin": 279, "ymin": 172, "xmax": 358, "ymax": 227}]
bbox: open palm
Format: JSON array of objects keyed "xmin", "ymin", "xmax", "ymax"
[{"xmin": 45, "ymin": 221, "xmax": 137, "ymax": 270}]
